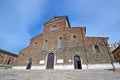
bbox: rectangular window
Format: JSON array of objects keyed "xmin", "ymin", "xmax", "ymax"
[
  {"xmin": 44, "ymin": 40, "xmax": 48, "ymax": 50},
  {"xmin": 59, "ymin": 37, "xmax": 62, "ymax": 48}
]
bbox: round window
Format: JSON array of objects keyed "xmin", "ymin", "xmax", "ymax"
[
  {"xmin": 35, "ymin": 42, "xmax": 37, "ymax": 44},
  {"xmin": 52, "ymin": 26, "xmax": 57, "ymax": 31},
  {"xmin": 33, "ymin": 42, "xmax": 38, "ymax": 46}
]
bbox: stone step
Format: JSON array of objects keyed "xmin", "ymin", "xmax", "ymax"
[
  {"xmin": 0, "ymin": 64, "xmax": 12, "ymax": 69},
  {"xmin": 0, "ymin": 69, "xmax": 120, "ymax": 80}
]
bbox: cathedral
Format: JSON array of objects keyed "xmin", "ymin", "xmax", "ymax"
[{"xmin": 14, "ymin": 16, "xmax": 114, "ymax": 69}]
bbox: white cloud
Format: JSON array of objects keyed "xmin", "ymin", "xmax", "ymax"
[{"xmin": 0, "ymin": 0, "xmax": 47, "ymax": 53}]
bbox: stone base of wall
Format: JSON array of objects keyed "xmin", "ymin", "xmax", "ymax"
[
  {"xmin": 12, "ymin": 66, "xmax": 26, "ymax": 69},
  {"xmin": 12, "ymin": 63, "xmax": 120, "ymax": 70}
]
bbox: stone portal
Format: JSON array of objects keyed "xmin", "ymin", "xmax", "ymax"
[{"xmin": 46, "ymin": 53, "xmax": 54, "ymax": 69}]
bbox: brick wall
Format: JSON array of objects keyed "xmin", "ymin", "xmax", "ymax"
[
  {"xmin": 0, "ymin": 49, "xmax": 17, "ymax": 66},
  {"xmin": 16, "ymin": 16, "xmax": 112, "ymax": 67}
]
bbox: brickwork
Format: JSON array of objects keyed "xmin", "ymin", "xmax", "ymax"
[
  {"xmin": 0, "ymin": 49, "xmax": 18, "ymax": 65},
  {"xmin": 16, "ymin": 16, "xmax": 113, "ymax": 68}
]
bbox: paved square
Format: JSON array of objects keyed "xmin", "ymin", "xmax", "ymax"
[{"xmin": 0, "ymin": 69, "xmax": 120, "ymax": 80}]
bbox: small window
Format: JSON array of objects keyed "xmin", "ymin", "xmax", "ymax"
[
  {"xmin": 73, "ymin": 35, "xmax": 77, "ymax": 40},
  {"xmin": 94, "ymin": 45, "xmax": 101, "ymax": 53},
  {"xmin": 35, "ymin": 42, "xmax": 37, "ymax": 45},
  {"xmin": 52, "ymin": 26, "xmax": 57, "ymax": 31},
  {"xmin": 33, "ymin": 42, "xmax": 38, "ymax": 46}
]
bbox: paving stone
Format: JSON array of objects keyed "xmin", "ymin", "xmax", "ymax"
[{"xmin": 0, "ymin": 69, "xmax": 120, "ymax": 80}]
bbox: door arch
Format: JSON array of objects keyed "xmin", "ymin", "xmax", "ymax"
[
  {"xmin": 26, "ymin": 58, "xmax": 33, "ymax": 69},
  {"xmin": 46, "ymin": 53, "xmax": 54, "ymax": 69},
  {"xmin": 74, "ymin": 55, "xmax": 82, "ymax": 69}
]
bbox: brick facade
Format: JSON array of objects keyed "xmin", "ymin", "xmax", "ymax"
[
  {"xmin": 0, "ymin": 49, "xmax": 18, "ymax": 66},
  {"xmin": 15, "ymin": 16, "xmax": 113, "ymax": 69}
]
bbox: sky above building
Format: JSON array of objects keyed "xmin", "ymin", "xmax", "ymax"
[{"xmin": 0, "ymin": 0, "xmax": 120, "ymax": 54}]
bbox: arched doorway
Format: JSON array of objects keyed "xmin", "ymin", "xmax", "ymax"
[
  {"xmin": 7, "ymin": 59, "xmax": 12, "ymax": 65},
  {"xmin": 46, "ymin": 53, "xmax": 54, "ymax": 69},
  {"xmin": 74, "ymin": 55, "xmax": 82, "ymax": 69},
  {"xmin": 26, "ymin": 58, "xmax": 33, "ymax": 69}
]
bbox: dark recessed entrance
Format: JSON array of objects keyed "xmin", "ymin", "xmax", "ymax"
[
  {"xmin": 26, "ymin": 58, "xmax": 33, "ymax": 69},
  {"xmin": 74, "ymin": 55, "xmax": 82, "ymax": 69},
  {"xmin": 46, "ymin": 53, "xmax": 54, "ymax": 69},
  {"xmin": 7, "ymin": 59, "xmax": 12, "ymax": 65}
]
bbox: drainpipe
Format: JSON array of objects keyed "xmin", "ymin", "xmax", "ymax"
[{"xmin": 103, "ymin": 38, "xmax": 115, "ymax": 70}]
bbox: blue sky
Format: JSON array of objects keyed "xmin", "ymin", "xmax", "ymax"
[{"xmin": 0, "ymin": 0, "xmax": 120, "ymax": 54}]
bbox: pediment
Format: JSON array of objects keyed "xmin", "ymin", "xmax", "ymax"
[{"xmin": 44, "ymin": 16, "xmax": 67, "ymax": 24}]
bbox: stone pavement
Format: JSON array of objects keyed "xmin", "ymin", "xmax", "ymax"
[{"xmin": 0, "ymin": 69, "xmax": 120, "ymax": 80}]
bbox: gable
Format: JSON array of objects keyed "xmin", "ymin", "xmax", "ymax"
[{"xmin": 44, "ymin": 16, "xmax": 70, "ymax": 27}]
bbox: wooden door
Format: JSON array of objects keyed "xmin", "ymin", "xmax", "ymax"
[{"xmin": 46, "ymin": 53, "xmax": 54, "ymax": 69}]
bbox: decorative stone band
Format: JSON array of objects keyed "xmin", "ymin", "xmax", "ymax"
[{"xmin": 12, "ymin": 62, "xmax": 120, "ymax": 70}]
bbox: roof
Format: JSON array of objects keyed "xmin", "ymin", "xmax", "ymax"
[
  {"xmin": 44, "ymin": 16, "xmax": 71, "ymax": 27},
  {"xmin": 0, "ymin": 48, "xmax": 18, "ymax": 57},
  {"xmin": 30, "ymin": 33, "xmax": 43, "ymax": 40},
  {"xmin": 112, "ymin": 45, "xmax": 120, "ymax": 53}
]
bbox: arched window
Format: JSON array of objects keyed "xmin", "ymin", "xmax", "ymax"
[
  {"xmin": 72, "ymin": 35, "xmax": 77, "ymax": 40},
  {"xmin": 59, "ymin": 37, "xmax": 62, "ymax": 48},
  {"xmin": 94, "ymin": 45, "xmax": 101, "ymax": 53}
]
